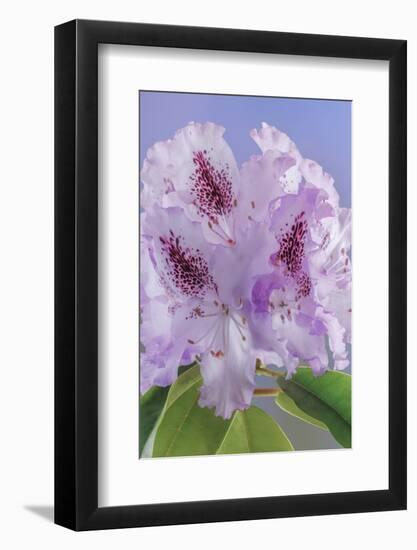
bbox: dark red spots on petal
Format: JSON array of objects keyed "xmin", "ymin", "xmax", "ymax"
[
  {"xmin": 190, "ymin": 150, "xmax": 235, "ymax": 219},
  {"xmin": 160, "ymin": 231, "xmax": 217, "ymax": 298},
  {"xmin": 271, "ymin": 212, "xmax": 312, "ymax": 298},
  {"xmin": 296, "ymin": 271, "xmax": 312, "ymax": 298},
  {"xmin": 273, "ymin": 212, "xmax": 308, "ymax": 276}
]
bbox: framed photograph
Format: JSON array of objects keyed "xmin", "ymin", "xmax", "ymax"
[{"xmin": 55, "ymin": 19, "xmax": 407, "ymax": 530}]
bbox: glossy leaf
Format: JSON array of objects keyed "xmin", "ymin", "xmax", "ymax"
[
  {"xmin": 216, "ymin": 406, "xmax": 293, "ymax": 454},
  {"xmin": 139, "ymin": 363, "xmax": 198, "ymax": 456},
  {"xmin": 153, "ymin": 365, "xmax": 293, "ymax": 457},
  {"xmin": 139, "ymin": 385, "xmax": 169, "ymax": 456},
  {"xmin": 277, "ymin": 367, "xmax": 351, "ymax": 448},
  {"xmin": 165, "ymin": 363, "xmax": 201, "ymax": 409},
  {"xmin": 275, "ymin": 391, "xmax": 328, "ymax": 431}
]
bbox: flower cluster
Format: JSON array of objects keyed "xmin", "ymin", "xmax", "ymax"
[{"xmin": 140, "ymin": 122, "xmax": 351, "ymax": 419}]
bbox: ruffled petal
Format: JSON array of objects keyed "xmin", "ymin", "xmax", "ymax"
[
  {"xmin": 270, "ymin": 185, "xmax": 331, "ymax": 243},
  {"xmin": 141, "ymin": 122, "xmax": 239, "ymax": 246},
  {"xmin": 268, "ymin": 286, "xmax": 329, "ymax": 375},
  {"xmin": 250, "ymin": 122, "xmax": 302, "ymax": 162},
  {"xmin": 210, "ymin": 221, "xmax": 277, "ymax": 305},
  {"xmin": 248, "ymin": 308, "xmax": 297, "ymax": 371},
  {"xmin": 198, "ymin": 316, "xmax": 256, "ymax": 419},
  {"xmin": 143, "ymin": 206, "xmax": 218, "ymax": 302},
  {"xmin": 300, "ymin": 158, "xmax": 340, "ymax": 208},
  {"xmin": 309, "ymin": 207, "xmax": 352, "ymax": 301},
  {"xmin": 251, "ymin": 271, "xmax": 285, "ymax": 314},
  {"xmin": 140, "ymin": 247, "xmax": 184, "ymax": 393},
  {"xmin": 316, "ymin": 308, "xmax": 349, "ymax": 370},
  {"xmin": 324, "ymin": 287, "xmax": 352, "ymax": 344},
  {"xmin": 237, "ymin": 150, "xmax": 301, "ymax": 230},
  {"xmin": 252, "ymin": 272, "xmax": 332, "ymax": 375},
  {"xmin": 140, "ymin": 303, "xmax": 184, "ymax": 393}
]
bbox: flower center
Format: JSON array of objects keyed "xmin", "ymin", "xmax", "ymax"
[
  {"xmin": 186, "ymin": 301, "xmax": 248, "ymax": 359},
  {"xmin": 159, "ymin": 230, "xmax": 217, "ymax": 298}
]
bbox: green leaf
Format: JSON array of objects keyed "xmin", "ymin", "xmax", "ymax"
[
  {"xmin": 164, "ymin": 363, "xmax": 201, "ymax": 409},
  {"xmin": 216, "ymin": 407, "xmax": 294, "ymax": 454},
  {"xmin": 277, "ymin": 367, "xmax": 351, "ymax": 448},
  {"xmin": 275, "ymin": 391, "xmax": 328, "ymax": 431},
  {"xmin": 153, "ymin": 365, "xmax": 293, "ymax": 457},
  {"xmin": 139, "ymin": 385, "xmax": 169, "ymax": 456},
  {"xmin": 139, "ymin": 363, "xmax": 198, "ymax": 456}
]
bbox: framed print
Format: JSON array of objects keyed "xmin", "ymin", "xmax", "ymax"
[{"xmin": 55, "ymin": 20, "xmax": 407, "ymax": 530}]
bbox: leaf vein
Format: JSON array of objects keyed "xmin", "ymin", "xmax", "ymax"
[
  {"xmin": 287, "ymin": 376, "xmax": 350, "ymax": 425},
  {"xmin": 163, "ymin": 393, "xmax": 200, "ymax": 457}
]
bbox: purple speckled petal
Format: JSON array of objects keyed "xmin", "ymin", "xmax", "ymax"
[{"xmin": 141, "ymin": 122, "xmax": 240, "ymax": 246}]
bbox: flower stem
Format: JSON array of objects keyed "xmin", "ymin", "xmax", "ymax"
[
  {"xmin": 255, "ymin": 362, "xmax": 285, "ymax": 378},
  {"xmin": 254, "ymin": 387, "xmax": 282, "ymax": 397}
]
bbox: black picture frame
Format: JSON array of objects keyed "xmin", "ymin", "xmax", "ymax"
[{"xmin": 55, "ymin": 19, "xmax": 407, "ymax": 531}]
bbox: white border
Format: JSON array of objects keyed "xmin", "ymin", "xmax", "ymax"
[{"xmin": 98, "ymin": 44, "xmax": 389, "ymax": 507}]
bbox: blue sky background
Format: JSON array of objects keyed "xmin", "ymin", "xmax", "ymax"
[
  {"xmin": 139, "ymin": 91, "xmax": 351, "ymax": 209},
  {"xmin": 139, "ymin": 91, "xmax": 351, "ymax": 451}
]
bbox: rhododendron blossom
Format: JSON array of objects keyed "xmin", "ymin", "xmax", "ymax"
[{"xmin": 140, "ymin": 122, "xmax": 351, "ymax": 419}]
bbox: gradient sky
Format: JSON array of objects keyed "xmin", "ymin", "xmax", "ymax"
[{"xmin": 139, "ymin": 91, "xmax": 351, "ymax": 208}]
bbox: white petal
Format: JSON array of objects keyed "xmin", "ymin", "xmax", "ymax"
[
  {"xmin": 250, "ymin": 122, "xmax": 302, "ymax": 162},
  {"xmin": 199, "ymin": 317, "xmax": 256, "ymax": 419},
  {"xmin": 141, "ymin": 122, "xmax": 239, "ymax": 245}
]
